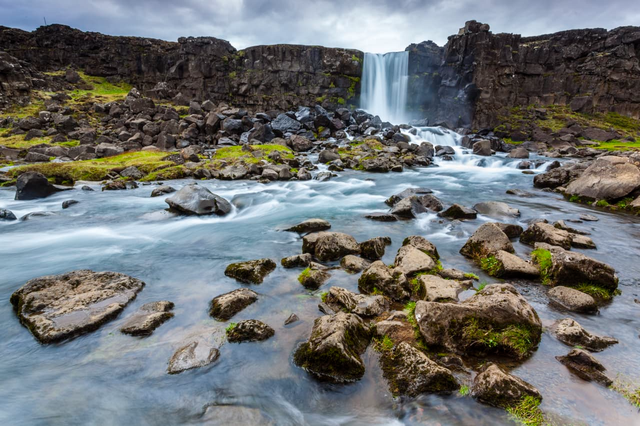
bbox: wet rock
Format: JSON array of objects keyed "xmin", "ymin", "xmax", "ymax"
[
  {"xmin": 473, "ymin": 201, "xmax": 520, "ymax": 218},
  {"xmin": 460, "ymin": 222, "xmax": 514, "ymax": 259},
  {"xmin": 340, "ymin": 255, "xmax": 371, "ymax": 273},
  {"xmin": 438, "ymin": 268, "xmax": 474, "ymax": 281},
  {"xmin": 201, "ymin": 405, "xmax": 274, "ymax": 425},
  {"xmin": 298, "ymin": 266, "xmax": 331, "ymax": 289},
  {"xmin": 224, "ymin": 258, "xmax": 277, "ymax": 284},
  {"xmin": 81, "ymin": 185, "xmax": 94, "ymax": 191},
  {"xmin": 358, "ymin": 260, "xmax": 409, "ymax": 301},
  {"xmin": 520, "ymin": 222, "xmax": 572, "ymax": 249},
  {"xmin": 302, "ymin": 231, "xmax": 360, "ymax": 261},
  {"xmin": 365, "ymin": 212, "xmax": 398, "ymax": 222},
  {"xmin": 506, "ymin": 188, "xmax": 534, "ymax": 197},
  {"xmin": 491, "ymin": 250, "xmax": 540, "ymax": 278},
  {"xmin": 394, "ymin": 245, "xmax": 436, "ymax": 276},
  {"xmin": 548, "ymin": 286, "xmax": 598, "ymax": 313},
  {"xmin": 165, "ymin": 184, "xmax": 231, "ymax": 216},
  {"xmin": 62, "ymin": 200, "xmax": 79, "ymax": 209},
  {"xmin": 580, "ymin": 214, "xmax": 598, "ymax": 222},
  {"xmin": 472, "ymin": 140, "xmax": 492, "ymax": 156},
  {"xmin": 566, "ymin": 156, "xmax": 640, "ymax": 201},
  {"xmin": 167, "ymin": 340, "xmax": 220, "ymax": 374},
  {"xmin": 494, "ymin": 222, "xmax": 524, "ymax": 239},
  {"xmin": 19, "ymin": 211, "xmax": 56, "ymax": 221},
  {"xmin": 150, "ymin": 185, "xmax": 176, "ymax": 197},
  {"xmin": 324, "ymin": 286, "xmax": 387, "ymax": 317},
  {"xmin": 219, "ymin": 165, "xmax": 249, "ymax": 180},
  {"xmin": 380, "ymin": 341, "xmax": 459, "ymax": 397},
  {"xmin": 415, "ymin": 284, "xmax": 542, "ymax": 359},
  {"xmin": 281, "ymin": 253, "xmax": 312, "ymax": 268},
  {"xmin": 551, "ymin": 318, "xmax": 618, "ymax": 352},
  {"xmin": 10, "ymin": 270, "xmax": 145, "ymax": 343},
  {"xmin": 554, "ymin": 220, "xmax": 590, "ymax": 235},
  {"xmin": 285, "ymin": 218, "xmax": 331, "ymax": 233},
  {"xmin": 15, "ymin": 171, "xmax": 69, "ymax": 200},
  {"xmin": 227, "ymin": 319, "xmax": 275, "ymax": 343},
  {"xmin": 359, "ymin": 236, "xmax": 391, "ymax": 260},
  {"xmin": 438, "ymin": 204, "xmax": 477, "ymax": 220},
  {"xmin": 293, "ymin": 312, "xmax": 370, "ymax": 383},
  {"xmin": 402, "ymin": 235, "xmax": 439, "ymax": 260},
  {"xmin": 120, "ymin": 301, "xmax": 174, "ymax": 336},
  {"xmin": 417, "ymin": 275, "xmax": 468, "ymax": 302},
  {"xmin": 508, "ymin": 147, "xmax": 529, "ymax": 159},
  {"xmin": 0, "ymin": 208, "xmax": 17, "ymax": 220},
  {"xmin": 284, "ymin": 313, "xmax": 300, "ymax": 325},
  {"xmin": 210, "ymin": 288, "xmax": 258, "ymax": 320},
  {"xmin": 389, "ymin": 196, "xmax": 427, "ymax": 218},
  {"xmin": 472, "ymin": 363, "xmax": 542, "ymax": 408},
  {"xmin": 556, "ymin": 349, "xmax": 612, "ymax": 385},
  {"xmin": 318, "ymin": 149, "xmax": 340, "ymax": 163},
  {"xmin": 570, "ymin": 234, "xmax": 596, "ymax": 249},
  {"xmin": 385, "ymin": 187, "xmax": 433, "ymax": 206},
  {"xmin": 103, "ymin": 180, "xmax": 138, "ymax": 191}
]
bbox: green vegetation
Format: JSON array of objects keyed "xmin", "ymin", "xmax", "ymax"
[
  {"xmin": 404, "ymin": 301, "xmax": 417, "ymax": 326},
  {"xmin": 0, "ymin": 134, "xmax": 80, "ymax": 150},
  {"xmin": 375, "ymin": 335, "xmax": 394, "ymax": 352},
  {"xmin": 611, "ymin": 378, "xmax": 640, "ymax": 408},
  {"xmin": 320, "ymin": 291, "xmax": 328, "ymax": 303},
  {"xmin": 298, "ymin": 268, "xmax": 311, "ymax": 285},
  {"xmin": 225, "ymin": 322, "xmax": 238, "ymax": 333},
  {"xmin": 572, "ymin": 283, "xmax": 618, "ymax": 301},
  {"xmin": 464, "ymin": 272, "xmax": 479, "ymax": 280},
  {"xmin": 531, "ymin": 248, "xmax": 552, "ymax": 284},
  {"xmin": 461, "ymin": 318, "xmax": 538, "ymax": 358},
  {"xmin": 458, "ymin": 385, "xmax": 470, "ymax": 396},
  {"xmin": 480, "ymin": 255, "xmax": 501, "ymax": 277},
  {"xmin": 596, "ymin": 200, "xmax": 610, "ymax": 207},
  {"xmin": 68, "ymin": 71, "xmax": 132, "ymax": 104},
  {"xmin": 211, "ymin": 144, "xmax": 294, "ymax": 168},
  {"xmin": 506, "ymin": 396, "xmax": 545, "ymax": 426},
  {"xmin": 351, "ymin": 54, "xmax": 362, "ymax": 63},
  {"xmin": 476, "ymin": 282, "xmax": 489, "ymax": 292}
]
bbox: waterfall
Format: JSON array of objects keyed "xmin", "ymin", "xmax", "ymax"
[{"xmin": 360, "ymin": 52, "xmax": 409, "ymax": 125}]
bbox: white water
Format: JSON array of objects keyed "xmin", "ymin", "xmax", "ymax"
[{"xmin": 360, "ymin": 52, "xmax": 409, "ymax": 124}]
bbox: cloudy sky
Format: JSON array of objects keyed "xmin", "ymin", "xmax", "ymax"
[{"xmin": 2, "ymin": 0, "xmax": 639, "ymax": 53}]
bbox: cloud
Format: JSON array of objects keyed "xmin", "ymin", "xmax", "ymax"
[{"xmin": 1, "ymin": 0, "xmax": 638, "ymax": 53}]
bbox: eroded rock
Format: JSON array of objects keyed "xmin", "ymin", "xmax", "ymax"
[
  {"xmin": 224, "ymin": 258, "xmax": 277, "ymax": 284},
  {"xmin": 227, "ymin": 319, "xmax": 274, "ymax": 342},
  {"xmin": 120, "ymin": 301, "xmax": 174, "ymax": 336},
  {"xmin": 472, "ymin": 363, "xmax": 542, "ymax": 408},
  {"xmin": 551, "ymin": 318, "xmax": 618, "ymax": 351},
  {"xmin": 165, "ymin": 184, "xmax": 231, "ymax": 215},
  {"xmin": 210, "ymin": 288, "xmax": 258, "ymax": 320},
  {"xmin": 359, "ymin": 261, "xmax": 409, "ymax": 301}
]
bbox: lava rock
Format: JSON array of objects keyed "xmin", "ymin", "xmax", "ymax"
[{"xmin": 15, "ymin": 171, "xmax": 69, "ymax": 200}]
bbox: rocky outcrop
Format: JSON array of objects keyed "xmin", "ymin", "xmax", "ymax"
[
  {"xmin": 358, "ymin": 260, "xmax": 410, "ymax": 301},
  {"xmin": 11, "ymin": 270, "xmax": 145, "ymax": 343}
]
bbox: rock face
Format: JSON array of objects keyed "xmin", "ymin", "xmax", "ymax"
[
  {"xmin": 10, "ymin": 270, "xmax": 145, "ymax": 343},
  {"xmin": 556, "ymin": 349, "xmax": 612, "ymax": 385},
  {"xmin": 415, "ymin": 284, "xmax": 542, "ymax": 359},
  {"xmin": 302, "ymin": 231, "xmax": 360, "ymax": 261},
  {"xmin": 209, "ymin": 288, "xmax": 258, "ymax": 320},
  {"xmin": 565, "ymin": 156, "xmax": 640, "ymax": 201},
  {"xmin": 358, "ymin": 260, "xmax": 410, "ymax": 301},
  {"xmin": 168, "ymin": 340, "xmax": 220, "ymax": 374},
  {"xmin": 224, "ymin": 259, "xmax": 276, "ymax": 284},
  {"xmin": 460, "ymin": 223, "xmax": 514, "ymax": 259},
  {"xmin": 165, "ymin": 184, "xmax": 231, "ymax": 216},
  {"xmin": 548, "ymin": 286, "xmax": 597, "ymax": 313},
  {"xmin": 380, "ymin": 341, "xmax": 459, "ymax": 397},
  {"xmin": 15, "ymin": 171, "xmax": 68, "ymax": 200},
  {"xmin": 324, "ymin": 286, "xmax": 387, "ymax": 317},
  {"xmin": 120, "ymin": 301, "xmax": 174, "ymax": 336},
  {"xmin": 551, "ymin": 318, "xmax": 618, "ymax": 352},
  {"xmin": 471, "ymin": 363, "xmax": 542, "ymax": 408},
  {"xmin": 227, "ymin": 320, "xmax": 274, "ymax": 343},
  {"xmin": 285, "ymin": 218, "xmax": 331, "ymax": 234},
  {"xmin": 293, "ymin": 312, "xmax": 370, "ymax": 383}
]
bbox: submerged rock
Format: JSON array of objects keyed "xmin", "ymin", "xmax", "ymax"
[
  {"xmin": 556, "ymin": 349, "xmax": 612, "ymax": 385},
  {"xmin": 293, "ymin": 312, "xmax": 370, "ymax": 383},
  {"xmin": 0, "ymin": 208, "xmax": 17, "ymax": 221},
  {"xmin": 285, "ymin": 218, "xmax": 331, "ymax": 234},
  {"xmin": 520, "ymin": 222, "xmax": 572, "ymax": 249},
  {"xmin": 472, "ymin": 363, "xmax": 542, "ymax": 408},
  {"xmin": 210, "ymin": 288, "xmax": 258, "ymax": 320},
  {"xmin": 365, "ymin": 212, "xmax": 398, "ymax": 222},
  {"xmin": 62, "ymin": 200, "xmax": 79, "ymax": 209},
  {"xmin": 120, "ymin": 301, "xmax": 174, "ymax": 336},
  {"xmin": 11, "ymin": 270, "xmax": 145, "ymax": 343},
  {"xmin": 438, "ymin": 204, "xmax": 477, "ymax": 220},
  {"xmin": 548, "ymin": 286, "xmax": 598, "ymax": 313},
  {"xmin": 324, "ymin": 286, "xmax": 387, "ymax": 317},
  {"xmin": 165, "ymin": 184, "xmax": 231, "ymax": 215},
  {"xmin": 551, "ymin": 318, "xmax": 618, "ymax": 351},
  {"xmin": 389, "ymin": 196, "xmax": 427, "ymax": 218},
  {"xmin": 358, "ymin": 260, "xmax": 410, "ymax": 301},
  {"xmin": 224, "ymin": 258, "xmax": 276, "ymax": 284},
  {"xmin": 284, "ymin": 313, "xmax": 300, "ymax": 325},
  {"xmin": 168, "ymin": 340, "xmax": 220, "ymax": 374},
  {"xmin": 15, "ymin": 171, "xmax": 69, "ymax": 200},
  {"xmin": 385, "ymin": 188, "xmax": 433, "ymax": 206},
  {"xmin": 227, "ymin": 319, "xmax": 274, "ymax": 343}
]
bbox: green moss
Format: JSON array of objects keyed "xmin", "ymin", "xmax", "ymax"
[
  {"xmin": 374, "ymin": 335, "xmax": 394, "ymax": 352},
  {"xmin": 531, "ymin": 248, "xmax": 552, "ymax": 285},
  {"xmin": 351, "ymin": 54, "xmax": 362, "ymax": 63},
  {"xmin": 320, "ymin": 291, "xmax": 328, "ymax": 303},
  {"xmin": 572, "ymin": 283, "xmax": 618, "ymax": 301},
  {"xmin": 0, "ymin": 134, "xmax": 79, "ymax": 150},
  {"xmin": 316, "ymin": 95, "xmax": 327, "ymax": 103},
  {"xmin": 480, "ymin": 255, "xmax": 501, "ymax": 277},
  {"xmin": 229, "ymin": 71, "xmax": 237, "ymax": 79},
  {"xmin": 140, "ymin": 165, "xmax": 186, "ymax": 182},
  {"xmin": 464, "ymin": 272, "xmax": 479, "ymax": 280},
  {"xmin": 596, "ymin": 199, "xmax": 610, "ymax": 207},
  {"xmin": 460, "ymin": 318, "xmax": 539, "ymax": 359},
  {"xmin": 225, "ymin": 322, "xmax": 238, "ymax": 333},
  {"xmin": 68, "ymin": 71, "xmax": 132, "ymax": 103},
  {"xmin": 458, "ymin": 385, "xmax": 470, "ymax": 396},
  {"xmin": 611, "ymin": 378, "xmax": 640, "ymax": 408},
  {"xmin": 476, "ymin": 282, "xmax": 488, "ymax": 292},
  {"xmin": 336, "ymin": 97, "xmax": 346, "ymax": 105},
  {"xmin": 506, "ymin": 396, "xmax": 544, "ymax": 426},
  {"xmin": 298, "ymin": 268, "xmax": 311, "ymax": 285},
  {"xmin": 212, "ymin": 144, "xmax": 294, "ymax": 165}
]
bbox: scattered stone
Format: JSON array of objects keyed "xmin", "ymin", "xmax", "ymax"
[
  {"xmin": 473, "ymin": 201, "xmax": 520, "ymax": 218},
  {"xmin": 359, "ymin": 236, "xmax": 391, "ymax": 260},
  {"xmin": 472, "ymin": 363, "xmax": 542, "ymax": 408},
  {"xmin": 359, "ymin": 261, "xmax": 409, "ymax": 301},
  {"xmin": 165, "ymin": 184, "xmax": 231, "ymax": 215},
  {"xmin": 120, "ymin": 301, "xmax": 174, "ymax": 336},
  {"xmin": 556, "ymin": 349, "xmax": 612, "ymax": 385},
  {"xmin": 385, "ymin": 188, "xmax": 433, "ymax": 206},
  {"xmin": 0, "ymin": 208, "xmax": 17, "ymax": 221},
  {"xmin": 580, "ymin": 214, "xmax": 599, "ymax": 222},
  {"xmin": 389, "ymin": 196, "xmax": 427, "ymax": 218},
  {"xmin": 324, "ymin": 286, "xmax": 387, "ymax": 317},
  {"xmin": 551, "ymin": 318, "xmax": 618, "ymax": 351},
  {"xmin": 460, "ymin": 222, "xmax": 514, "ymax": 259},
  {"xmin": 520, "ymin": 222, "xmax": 572, "ymax": 249},
  {"xmin": 281, "ymin": 253, "xmax": 312, "ymax": 268},
  {"xmin": 491, "ymin": 250, "xmax": 540, "ymax": 278},
  {"xmin": 548, "ymin": 286, "xmax": 598, "ymax": 313},
  {"xmin": 340, "ymin": 255, "xmax": 370, "ymax": 273},
  {"xmin": 224, "ymin": 259, "xmax": 276, "ymax": 284},
  {"xmin": 302, "ymin": 231, "xmax": 360, "ymax": 261},
  {"xmin": 284, "ymin": 313, "xmax": 299, "ymax": 325},
  {"xmin": 298, "ymin": 266, "xmax": 331, "ymax": 289},
  {"xmin": 62, "ymin": 200, "xmax": 79, "ymax": 209},
  {"xmin": 285, "ymin": 218, "xmax": 331, "ymax": 233},
  {"xmin": 168, "ymin": 340, "xmax": 220, "ymax": 374},
  {"xmin": 402, "ymin": 235, "xmax": 439, "ymax": 260},
  {"xmin": 150, "ymin": 185, "xmax": 176, "ymax": 197},
  {"xmin": 227, "ymin": 319, "xmax": 274, "ymax": 343},
  {"xmin": 15, "ymin": 171, "xmax": 69, "ymax": 200},
  {"xmin": 10, "ymin": 270, "xmax": 145, "ymax": 343},
  {"xmin": 438, "ymin": 204, "xmax": 477, "ymax": 220},
  {"xmin": 209, "ymin": 288, "xmax": 258, "ymax": 320},
  {"xmin": 554, "ymin": 220, "xmax": 590, "ymax": 235}
]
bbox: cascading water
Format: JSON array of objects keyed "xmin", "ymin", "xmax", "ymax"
[{"xmin": 360, "ymin": 52, "xmax": 409, "ymax": 124}]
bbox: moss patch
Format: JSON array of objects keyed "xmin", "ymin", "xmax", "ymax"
[
  {"xmin": 480, "ymin": 255, "xmax": 501, "ymax": 277},
  {"xmin": 459, "ymin": 318, "xmax": 539, "ymax": 359},
  {"xmin": 611, "ymin": 377, "xmax": 640, "ymax": 408},
  {"xmin": 506, "ymin": 395, "xmax": 545, "ymax": 426},
  {"xmin": 531, "ymin": 248, "xmax": 552, "ymax": 284},
  {"xmin": 572, "ymin": 283, "xmax": 619, "ymax": 301}
]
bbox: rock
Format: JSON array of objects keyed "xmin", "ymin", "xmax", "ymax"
[
  {"xmin": 570, "ymin": 234, "xmax": 596, "ymax": 249},
  {"xmin": 302, "ymin": 231, "xmax": 360, "ymax": 261},
  {"xmin": 580, "ymin": 214, "xmax": 599, "ymax": 222},
  {"xmin": 281, "ymin": 253, "xmax": 312, "ymax": 268},
  {"xmin": 491, "ymin": 250, "xmax": 540, "ymax": 278},
  {"xmin": 285, "ymin": 218, "xmax": 331, "ymax": 233},
  {"xmin": 508, "ymin": 147, "xmax": 529, "ymax": 159},
  {"xmin": 120, "ymin": 301, "xmax": 174, "ymax": 336},
  {"xmin": 358, "ymin": 260, "xmax": 409, "ymax": 301},
  {"xmin": 415, "ymin": 284, "xmax": 542, "ymax": 359},
  {"xmin": 150, "ymin": 185, "xmax": 176, "ymax": 197},
  {"xmin": 289, "ymin": 135, "xmax": 313, "ymax": 152},
  {"xmin": 438, "ymin": 204, "xmax": 477, "ymax": 220},
  {"xmin": 0, "ymin": 208, "xmax": 17, "ymax": 220},
  {"xmin": 472, "ymin": 140, "xmax": 492, "ymax": 156},
  {"xmin": 271, "ymin": 113, "xmax": 301, "ymax": 136},
  {"xmin": 460, "ymin": 223, "xmax": 514, "ymax": 259},
  {"xmin": 15, "ymin": 171, "xmax": 68, "ymax": 200},
  {"xmin": 340, "ymin": 255, "xmax": 371, "ymax": 273},
  {"xmin": 359, "ymin": 236, "xmax": 391, "ymax": 260},
  {"xmin": 402, "ymin": 235, "xmax": 439, "ymax": 260},
  {"xmin": 218, "ymin": 165, "xmax": 248, "ymax": 180},
  {"xmin": 224, "ymin": 259, "xmax": 276, "ymax": 284},
  {"xmin": 120, "ymin": 166, "xmax": 144, "ymax": 180},
  {"xmin": 389, "ymin": 196, "xmax": 427, "ymax": 218},
  {"xmin": 298, "ymin": 267, "xmax": 331, "ymax": 289},
  {"xmin": 551, "ymin": 318, "xmax": 618, "ymax": 352},
  {"xmin": 494, "ymin": 223, "xmax": 524, "ymax": 239},
  {"xmin": 438, "ymin": 268, "xmax": 473, "ymax": 281},
  {"xmin": 62, "ymin": 200, "xmax": 79, "ymax": 209},
  {"xmin": 566, "ymin": 156, "xmax": 640, "ymax": 201},
  {"xmin": 95, "ymin": 142, "xmax": 123, "ymax": 158},
  {"xmin": 554, "ymin": 220, "xmax": 590, "ymax": 235},
  {"xmin": 394, "ymin": 245, "xmax": 436, "ymax": 275},
  {"xmin": 471, "ymin": 363, "xmax": 542, "ymax": 408},
  {"xmin": 380, "ymin": 341, "xmax": 459, "ymax": 397},
  {"xmin": 200, "ymin": 405, "xmax": 274, "ymax": 425},
  {"xmin": 556, "ymin": 349, "xmax": 612, "ymax": 386},
  {"xmin": 10, "ymin": 270, "xmax": 145, "ymax": 343},
  {"xmin": 324, "ymin": 286, "xmax": 387, "ymax": 317},
  {"xmin": 284, "ymin": 313, "xmax": 299, "ymax": 325},
  {"xmin": 167, "ymin": 340, "xmax": 220, "ymax": 374},
  {"xmin": 385, "ymin": 187, "xmax": 433, "ymax": 206},
  {"xmin": 365, "ymin": 212, "xmax": 398, "ymax": 222},
  {"xmin": 102, "ymin": 180, "xmax": 138, "ymax": 191},
  {"xmin": 548, "ymin": 286, "xmax": 598, "ymax": 313},
  {"xmin": 520, "ymin": 222, "xmax": 572, "ymax": 249},
  {"xmin": 417, "ymin": 275, "xmax": 467, "ymax": 302},
  {"xmin": 227, "ymin": 319, "xmax": 275, "ymax": 343},
  {"xmin": 165, "ymin": 184, "xmax": 231, "ymax": 216},
  {"xmin": 293, "ymin": 312, "xmax": 370, "ymax": 383},
  {"xmin": 473, "ymin": 201, "xmax": 520, "ymax": 218},
  {"xmin": 209, "ymin": 288, "xmax": 258, "ymax": 320},
  {"xmin": 318, "ymin": 150, "xmax": 340, "ymax": 163}
]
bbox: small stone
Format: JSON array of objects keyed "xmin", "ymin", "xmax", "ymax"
[
  {"xmin": 227, "ymin": 319, "xmax": 274, "ymax": 343},
  {"xmin": 284, "ymin": 313, "xmax": 300, "ymax": 325},
  {"xmin": 551, "ymin": 318, "xmax": 618, "ymax": 352},
  {"xmin": 548, "ymin": 286, "xmax": 598, "ymax": 314},
  {"xmin": 62, "ymin": 200, "xmax": 79, "ymax": 209},
  {"xmin": 285, "ymin": 218, "xmax": 331, "ymax": 233},
  {"xmin": 210, "ymin": 288, "xmax": 258, "ymax": 321},
  {"xmin": 556, "ymin": 349, "xmax": 611, "ymax": 385},
  {"xmin": 281, "ymin": 253, "xmax": 312, "ymax": 268},
  {"xmin": 151, "ymin": 185, "xmax": 176, "ymax": 197},
  {"xmin": 224, "ymin": 259, "xmax": 276, "ymax": 284}
]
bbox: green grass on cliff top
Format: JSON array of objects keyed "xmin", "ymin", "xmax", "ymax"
[
  {"xmin": 212, "ymin": 144, "xmax": 294, "ymax": 164},
  {"xmin": 68, "ymin": 72, "xmax": 132, "ymax": 103},
  {"xmin": 0, "ymin": 132, "xmax": 79, "ymax": 149}
]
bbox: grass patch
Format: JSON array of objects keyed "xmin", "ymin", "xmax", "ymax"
[
  {"xmin": 0, "ymin": 134, "xmax": 80, "ymax": 150},
  {"xmin": 531, "ymin": 248, "xmax": 552, "ymax": 285},
  {"xmin": 320, "ymin": 291, "xmax": 328, "ymax": 303},
  {"xmin": 506, "ymin": 396, "xmax": 545, "ymax": 426},
  {"xmin": 476, "ymin": 282, "xmax": 489, "ymax": 292},
  {"xmin": 611, "ymin": 377, "xmax": 640, "ymax": 408},
  {"xmin": 212, "ymin": 144, "xmax": 294, "ymax": 166},
  {"xmin": 374, "ymin": 335, "xmax": 394, "ymax": 352},
  {"xmin": 572, "ymin": 283, "xmax": 618, "ymax": 301},
  {"xmin": 480, "ymin": 255, "xmax": 501, "ymax": 277},
  {"xmin": 68, "ymin": 71, "xmax": 132, "ymax": 104},
  {"xmin": 458, "ymin": 385, "xmax": 470, "ymax": 396},
  {"xmin": 461, "ymin": 318, "xmax": 538, "ymax": 359},
  {"xmin": 298, "ymin": 268, "xmax": 311, "ymax": 285},
  {"xmin": 225, "ymin": 322, "xmax": 238, "ymax": 333},
  {"xmin": 464, "ymin": 272, "xmax": 479, "ymax": 280}
]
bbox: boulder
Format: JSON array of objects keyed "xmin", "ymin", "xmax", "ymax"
[
  {"xmin": 415, "ymin": 284, "xmax": 542, "ymax": 359},
  {"xmin": 385, "ymin": 188, "xmax": 433, "ymax": 206},
  {"xmin": 120, "ymin": 166, "xmax": 144, "ymax": 180},
  {"xmin": 227, "ymin": 319, "xmax": 275, "ymax": 343},
  {"xmin": 491, "ymin": 250, "xmax": 540, "ymax": 278},
  {"xmin": 402, "ymin": 235, "xmax": 439, "ymax": 260},
  {"xmin": 168, "ymin": 340, "xmax": 220, "ymax": 374},
  {"xmin": 358, "ymin": 261, "xmax": 409, "ymax": 301},
  {"xmin": 150, "ymin": 185, "xmax": 176, "ymax": 197},
  {"xmin": 389, "ymin": 196, "xmax": 427, "ymax": 218},
  {"xmin": 10, "ymin": 270, "xmax": 145, "ymax": 343},
  {"xmin": 380, "ymin": 341, "xmax": 459, "ymax": 397},
  {"xmin": 473, "ymin": 201, "xmax": 520, "ymax": 218},
  {"xmin": 120, "ymin": 301, "xmax": 174, "ymax": 336},
  {"xmin": 394, "ymin": 245, "xmax": 437, "ymax": 276},
  {"xmin": 271, "ymin": 113, "xmax": 301, "ymax": 136},
  {"xmin": 460, "ymin": 223, "xmax": 514, "ymax": 259},
  {"xmin": 556, "ymin": 349, "xmax": 612, "ymax": 386},
  {"xmin": 302, "ymin": 231, "xmax": 360, "ymax": 261},
  {"xmin": 0, "ymin": 208, "xmax": 17, "ymax": 221},
  {"xmin": 359, "ymin": 236, "xmax": 391, "ymax": 260},
  {"xmin": 471, "ymin": 363, "xmax": 542, "ymax": 408},
  {"xmin": 565, "ymin": 156, "xmax": 640, "ymax": 201},
  {"xmin": 224, "ymin": 259, "xmax": 276, "ymax": 284},
  {"xmin": 340, "ymin": 255, "xmax": 371, "ymax": 273},
  {"xmin": 417, "ymin": 275, "xmax": 467, "ymax": 302},
  {"xmin": 365, "ymin": 212, "xmax": 398, "ymax": 222},
  {"xmin": 289, "ymin": 135, "xmax": 313, "ymax": 152},
  {"xmin": 285, "ymin": 218, "xmax": 331, "ymax": 233},
  {"xmin": 520, "ymin": 222, "xmax": 572, "ymax": 250},
  {"xmin": 281, "ymin": 253, "xmax": 312, "ymax": 268},
  {"xmin": 548, "ymin": 286, "xmax": 597, "ymax": 313},
  {"xmin": 508, "ymin": 147, "xmax": 529, "ymax": 159},
  {"xmin": 324, "ymin": 286, "xmax": 387, "ymax": 317},
  {"xmin": 472, "ymin": 140, "xmax": 492, "ymax": 156},
  {"xmin": 438, "ymin": 204, "xmax": 477, "ymax": 220},
  {"xmin": 209, "ymin": 288, "xmax": 258, "ymax": 320},
  {"xmin": 293, "ymin": 312, "xmax": 370, "ymax": 383},
  {"xmin": 494, "ymin": 223, "xmax": 524, "ymax": 239},
  {"xmin": 165, "ymin": 184, "xmax": 232, "ymax": 216},
  {"xmin": 551, "ymin": 318, "xmax": 618, "ymax": 352},
  {"xmin": 298, "ymin": 267, "xmax": 330, "ymax": 289},
  {"xmin": 15, "ymin": 171, "xmax": 68, "ymax": 200},
  {"xmin": 318, "ymin": 150, "xmax": 340, "ymax": 163}
]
